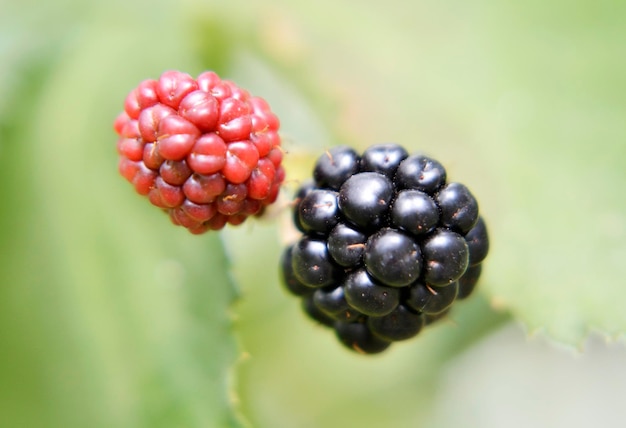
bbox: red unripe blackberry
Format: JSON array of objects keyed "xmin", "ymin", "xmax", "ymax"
[{"xmin": 114, "ymin": 70, "xmax": 285, "ymax": 233}]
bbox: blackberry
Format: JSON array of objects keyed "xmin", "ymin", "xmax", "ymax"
[
  {"xmin": 291, "ymin": 236, "xmax": 339, "ymax": 288},
  {"xmin": 327, "ymin": 223, "xmax": 367, "ymax": 267},
  {"xmin": 405, "ymin": 282, "xmax": 459, "ymax": 314},
  {"xmin": 343, "ymin": 268, "xmax": 400, "ymax": 316},
  {"xmin": 280, "ymin": 143, "xmax": 489, "ymax": 354},
  {"xmin": 297, "ymin": 189, "xmax": 340, "ymax": 235},
  {"xmin": 457, "ymin": 264, "xmax": 482, "ymax": 300},
  {"xmin": 435, "ymin": 182, "xmax": 479, "ymax": 234},
  {"xmin": 292, "ymin": 180, "xmax": 316, "ymax": 233},
  {"xmin": 338, "ymin": 172, "xmax": 394, "ymax": 230},
  {"xmin": 313, "ymin": 286, "xmax": 363, "ymax": 322},
  {"xmin": 359, "ymin": 143, "xmax": 408, "ymax": 177},
  {"xmin": 314, "ymin": 146, "xmax": 360, "ymax": 190},
  {"xmin": 334, "ymin": 321, "xmax": 392, "ymax": 354},
  {"xmin": 364, "ymin": 228, "xmax": 422, "ymax": 287},
  {"xmin": 301, "ymin": 295, "xmax": 335, "ymax": 327},
  {"xmin": 114, "ymin": 70, "xmax": 284, "ymax": 234},
  {"xmin": 421, "ymin": 228, "xmax": 469, "ymax": 286},
  {"xmin": 367, "ymin": 304, "xmax": 425, "ymax": 342},
  {"xmin": 395, "ymin": 154, "xmax": 446, "ymax": 193},
  {"xmin": 280, "ymin": 245, "xmax": 314, "ymax": 297},
  {"xmin": 390, "ymin": 190, "xmax": 439, "ymax": 236},
  {"xmin": 464, "ymin": 216, "xmax": 489, "ymax": 266}
]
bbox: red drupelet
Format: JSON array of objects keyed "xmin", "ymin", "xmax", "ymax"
[{"xmin": 114, "ymin": 70, "xmax": 285, "ymax": 234}]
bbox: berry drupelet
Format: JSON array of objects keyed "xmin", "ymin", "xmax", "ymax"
[
  {"xmin": 280, "ymin": 143, "xmax": 489, "ymax": 354},
  {"xmin": 114, "ymin": 70, "xmax": 285, "ymax": 234}
]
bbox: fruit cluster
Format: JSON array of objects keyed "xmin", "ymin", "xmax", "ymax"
[
  {"xmin": 114, "ymin": 70, "xmax": 285, "ymax": 234},
  {"xmin": 281, "ymin": 144, "xmax": 489, "ymax": 354}
]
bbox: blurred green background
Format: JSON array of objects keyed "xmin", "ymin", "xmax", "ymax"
[{"xmin": 1, "ymin": 0, "xmax": 625, "ymax": 427}]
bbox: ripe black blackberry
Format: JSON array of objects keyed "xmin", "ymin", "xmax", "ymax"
[{"xmin": 280, "ymin": 143, "xmax": 489, "ymax": 354}]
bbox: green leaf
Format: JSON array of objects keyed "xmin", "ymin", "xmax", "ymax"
[
  {"xmin": 4, "ymin": 1, "xmax": 624, "ymax": 427},
  {"xmin": 217, "ymin": 1, "xmax": 626, "ymax": 424},
  {"xmin": 0, "ymin": 6, "xmax": 243, "ymax": 428},
  {"xmin": 224, "ymin": 0, "xmax": 626, "ymax": 345},
  {"xmin": 423, "ymin": 324, "xmax": 626, "ymax": 428},
  {"xmin": 218, "ymin": 49, "xmax": 507, "ymax": 428}
]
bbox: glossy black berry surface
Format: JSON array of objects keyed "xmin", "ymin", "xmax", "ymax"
[
  {"xmin": 291, "ymin": 236, "xmax": 339, "ymax": 288},
  {"xmin": 464, "ymin": 216, "xmax": 489, "ymax": 266},
  {"xmin": 343, "ymin": 268, "xmax": 400, "ymax": 316},
  {"xmin": 364, "ymin": 228, "xmax": 422, "ymax": 287},
  {"xmin": 338, "ymin": 172, "xmax": 394, "ymax": 230},
  {"xmin": 313, "ymin": 146, "xmax": 360, "ymax": 190},
  {"xmin": 421, "ymin": 228, "xmax": 469, "ymax": 286},
  {"xmin": 390, "ymin": 190, "xmax": 439, "ymax": 236},
  {"xmin": 280, "ymin": 143, "xmax": 489, "ymax": 354},
  {"xmin": 405, "ymin": 282, "xmax": 459, "ymax": 314},
  {"xmin": 395, "ymin": 154, "xmax": 447, "ymax": 194},
  {"xmin": 293, "ymin": 180, "xmax": 316, "ymax": 233},
  {"xmin": 368, "ymin": 305, "xmax": 425, "ymax": 341},
  {"xmin": 327, "ymin": 223, "xmax": 367, "ymax": 267},
  {"xmin": 334, "ymin": 321, "xmax": 392, "ymax": 354},
  {"xmin": 298, "ymin": 189, "xmax": 340, "ymax": 234},
  {"xmin": 359, "ymin": 143, "xmax": 408, "ymax": 177},
  {"xmin": 457, "ymin": 264, "xmax": 482, "ymax": 300},
  {"xmin": 280, "ymin": 245, "xmax": 314, "ymax": 297},
  {"xmin": 435, "ymin": 182, "xmax": 479, "ymax": 234},
  {"xmin": 313, "ymin": 285, "xmax": 362, "ymax": 322}
]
